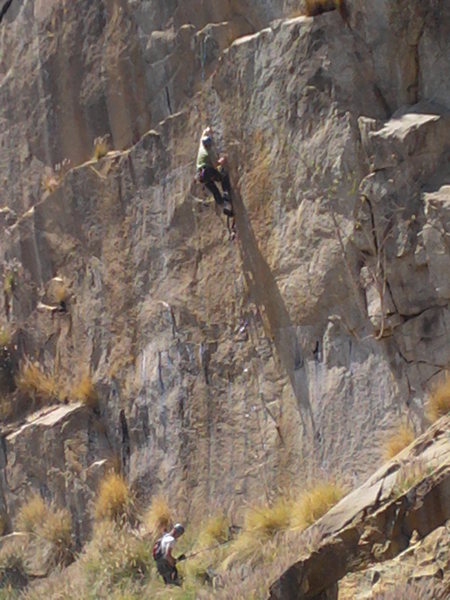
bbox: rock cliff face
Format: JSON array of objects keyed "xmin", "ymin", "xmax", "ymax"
[{"xmin": 0, "ymin": 0, "xmax": 449, "ymax": 549}]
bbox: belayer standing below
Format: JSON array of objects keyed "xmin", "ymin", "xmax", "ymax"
[
  {"xmin": 196, "ymin": 127, "xmax": 233, "ymax": 216},
  {"xmin": 153, "ymin": 523, "xmax": 186, "ymax": 586}
]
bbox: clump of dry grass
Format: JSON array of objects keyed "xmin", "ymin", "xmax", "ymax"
[
  {"xmin": 244, "ymin": 498, "xmax": 292, "ymax": 540},
  {"xmin": 220, "ymin": 498, "xmax": 292, "ymax": 570},
  {"xmin": 143, "ymin": 495, "xmax": 172, "ymax": 536},
  {"xmin": 425, "ymin": 372, "xmax": 450, "ymax": 423},
  {"xmin": 95, "ymin": 472, "xmax": 132, "ymax": 523},
  {"xmin": 40, "ymin": 508, "xmax": 72, "ymax": 549},
  {"xmin": 304, "ymin": 0, "xmax": 343, "ymax": 17},
  {"xmin": 197, "ymin": 513, "xmax": 230, "ymax": 547},
  {"xmin": 290, "ymin": 481, "xmax": 344, "ymax": 529},
  {"xmin": 384, "ymin": 423, "xmax": 415, "ymax": 460},
  {"xmin": 92, "ymin": 135, "xmax": 110, "ymax": 161},
  {"xmin": 392, "ymin": 458, "xmax": 433, "ymax": 498},
  {"xmin": 0, "ymin": 326, "xmax": 10, "ymax": 347},
  {"xmin": 3, "ymin": 271, "xmax": 15, "ymax": 297},
  {"xmin": 16, "ymin": 494, "xmax": 47, "ymax": 533},
  {"xmin": 70, "ymin": 372, "xmax": 98, "ymax": 409},
  {"xmin": 16, "ymin": 493, "xmax": 72, "ymax": 565},
  {"xmin": 0, "ymin": 545, "xmax": 28, "ymax": 592},
  {"xmin": 50, "ymin": 277, "xmax": 69, "ymax": 304},
  {"xmin": 15, "ymin": 360, "xmax": 62, "ymax": 405}
]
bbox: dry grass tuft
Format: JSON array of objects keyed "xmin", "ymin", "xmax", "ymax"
[
  {"xmin": 144, "ymin": 495, "xmax": 172, "ymax": 536},
  {"xmin": 384, "ymin": 423, "xmax": 415, "ymax": 460},
  {"xmin": 304, "ymin": 0, "xmax": 343, "ymax": 17},
  {"xmin": 291, "ymin": 481, "xmax": 344, "ymax": 529},
  {"xmin": 197, "ymin": 513, "xmax": 230, "ymax": 547},
  {"xmin": 15, "ymin": 361, "xmax": 62, "ymax": 405},
  {"xmin": 244, "ymin": 498, "xmax": 292, "ymax": 540},
  {"xmin": 0, "ymin": 327, "xmax": 10, "ymax": 347},
  {"xmin": 425, "ymin": 372, "xmax": 450, "ymax": 423},
  {"xmin": 95, "ymin": 472, "xmax": 132, "ymax": 523},
  {"xmin": 0, "ymin": 545, "xmax": 28, "ymax": 592},
  {"xmin": 92, "ymin": 135, "xmax": 110, "ymax": 161},
  {"xmin": 16, "ymin": 494, "xmax": 72, "ymax": 565},
  {"xmin": 16, "ymin": 494, "xmax": 47, "ymax": 533},
  {"xmin": 392, "ymin": 458, "xmax": 433, "ymax": 498},
  {"xmin": 70, "ymin": 372, "xmax": 98, "ymax": 409},
  {"xmin": 40, "ymin": 508, "xmax": 72, "ymax": 549},
  {"xmin": 220, "ymin": 499, "xmax": 292, "ymax": 570}
]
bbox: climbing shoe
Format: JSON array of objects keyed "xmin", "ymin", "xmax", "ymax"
[{"xmin": 223, "ymin": 200, "xmax": 233, "ymax": 217}]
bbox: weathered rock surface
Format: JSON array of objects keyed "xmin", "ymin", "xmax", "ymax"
[
  {"xmin": 339, "ymin": 523, "xmax": 450, "ymax": 599},
  {"xmin": 268, "ymin": 415, "xmax": 450, "ymax": 599},
  {"xmin": 0, "ymin": 0, "xmax": 448, "ymax": 554},
  {"xmin": 0, "ymin": 403, "xmax": 111, "ymax": 543}
]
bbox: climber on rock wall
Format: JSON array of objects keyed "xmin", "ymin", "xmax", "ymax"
[{"xmin": 196, "ymin": 126, "xmax": 233, "ymax": 217}]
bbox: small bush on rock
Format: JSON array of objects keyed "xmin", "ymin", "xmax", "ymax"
[
  {"xmin": 0, "ymin": 547, "xmax": 28, "ymax": 592},
  {"xmin": 70, "ymin": 372, "xmax": 98, "ymax": 409},
  {"xmin": 304, "ymin": 0, "xmax": 343, "ymax": 17},
  {"xmin": 426, "ymin": 372, "xmax": 450, "ymax": 423},
  {"xmin": 15, "ymin": 361, "xmax": 62, "ymax": 405},
  {"xmin": 95, "ymin": 472, "xmax": 132, "ymax": 523},
  {"xmin": 16, "ymin": 494, "xmax": 72, "ymax": 566},
  {"xmin": 144, "ymin": 495, "xmax": 172, "ymax": 535},
  {"xmin": 384, "ymin": 423, "xmax": 415, "ymax": 460},
  {"xmin": 291, "ymin": 481, "xmax": 344, "ymax": 529},
  {"xmin": 16, "ymin": 494, "xmax": 47, "ymax": 533}
]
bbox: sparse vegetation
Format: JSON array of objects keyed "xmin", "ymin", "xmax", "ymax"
[
  {"xmin": 3, "ymin": 271, "xmax": 14, "ymax": 297},
  {"xmin": 40, "ymin": 508, "xmax": 72, "ymax": 557},
  {"xmin": 425, "ymin": 372, "xmax": 450, "ymax": 423},
  {"xmin": 392, "ymin": 459, "xmax": 433, "ymax": 498},
  {"xmin": 384, "ymin": 423, "xmax": 415, "ymax": 460},
  {"xmin": 243, "ymin": 498, "xmax": 292, "ymax": 540},
  {"xmin": 94, "ymin": 472, "xmax": 132, "ymax": 523},
  {"xmin": 92, "ymin": 135, "xmax": 110, "ymax": 161},
  {"xmin": 0, "ymin": 547, "xmax": 28, "ymax": 593},
  {"xmin": 143, "ymin": 495, "xmax": 172, "ymax": 536},
  {"xmin": 0, "ymin": 328, "xmax": 10, "ymax": 348},
  {"xmin": 71, "ymin": 372, "xmax": 97, "ymax": 408},
  {"xmin": 15, "ymin": 360, "xmax": 62, "ymax": 405},
  {"xmin": 304, "ymin": 0, "xmax": 343, "ymax": 17},
  {"xmin": 16, "ymin": 494, "xmax": 72, "ymax": 566},
  {"xmin": 197, "ymin": 513, "xmax": 230, "ymax": 547},
  {"xmin": 290, "ymin": 480, "xmax": 345, "ymax": 529},
  {"xmin": 16, "ymin": 494, "xmax": 47, "ymax": 533}
]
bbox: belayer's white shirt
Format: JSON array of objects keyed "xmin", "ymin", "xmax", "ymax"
[{"xmin": 160, "ymin": 533, "xmax": 176, "ymax": 558}]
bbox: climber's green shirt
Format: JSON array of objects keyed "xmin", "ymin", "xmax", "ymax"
[{"xmin": 196, "ymin": 141, "xmax": 217, "ymax": 170}]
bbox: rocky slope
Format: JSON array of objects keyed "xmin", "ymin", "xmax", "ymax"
[
  {"xmin": 269, "ymin": 415, "xmax": 450, "ymax": 599},
  {"xmin": 0, "ymin": 0, "xmax": 449, "ymax": 567}
]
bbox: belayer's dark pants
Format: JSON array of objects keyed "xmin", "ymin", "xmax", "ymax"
[
  {"xmin": 156, "ymin": 558, "xmax": 180, "ymax": 585},
  {"xmin": 201, "ymin": 166, "xmax": 231, "ymax": 206}
]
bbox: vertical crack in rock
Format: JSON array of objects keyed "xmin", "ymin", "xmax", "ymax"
[
  {"xmin": 231, "ymin": 177, "xmax": 315, "ymax": 435},
  {"xmin": 119, "ymin": 409, "xmax": 130, "ymax": 475},
  {"xmin": 165, "ymin": 85, "xmax": 173, "ymax": 116}
]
